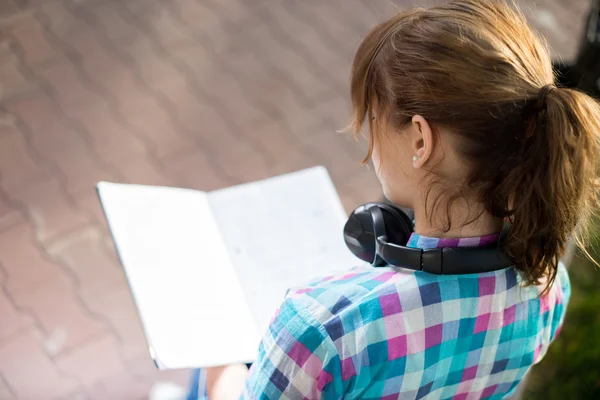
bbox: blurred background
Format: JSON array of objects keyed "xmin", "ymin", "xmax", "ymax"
[{"xmin": 0, "ymin": 0, "xmax": 597, "ymax": 399}]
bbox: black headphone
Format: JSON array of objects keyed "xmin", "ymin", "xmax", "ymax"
[{"xmin": 343, "ymin": 203, "xmax": 513, "ymax": 274}]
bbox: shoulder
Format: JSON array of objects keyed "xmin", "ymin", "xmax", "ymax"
[
  {"xmin": 545, "ymin": 261, "xmax": 571, "ymax": 334},
  {"xmin": 279, "ymin": 267, "xmax": 439, "ymax": 353},
  {"xmin": 556, "ymin": 260, "xmax": 571, "ymax": 303},
  {"xmin": 285, "ymin": 267, "xmax": 420, "ymax": 324},
  {"xmin": 278, "ymin": 268, "xmax": 451, "ymax": 378}
]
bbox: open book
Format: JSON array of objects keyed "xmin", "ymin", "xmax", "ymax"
[{"xmin": 97, "ymin": 166, "xmax": 362, "ymax": 370}]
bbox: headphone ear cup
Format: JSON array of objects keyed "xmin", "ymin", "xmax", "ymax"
[
  {"xmin": 343, "ymin": 204, "xmax": 378, "ymax": 264},
  {"xmin": 376, "ymin": 203, "xmax": 414, "ymax": 246},
  {"xmin": 344, "ymin": 203, "xmax": 415, "ymax": 265}
]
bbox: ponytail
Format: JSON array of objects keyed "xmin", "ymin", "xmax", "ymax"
[{"xmin": 501, "ymin": 85, "xmax": 600, "ymax": 294}]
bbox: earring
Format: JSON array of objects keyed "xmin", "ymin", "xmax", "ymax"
[{"xmin": 412, "ymin": 155, "xmax": 419, "ymax": 162}]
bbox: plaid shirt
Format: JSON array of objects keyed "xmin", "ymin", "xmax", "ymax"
[{"xmin": 242, "ymin": 232, "xmax": 571, "ymax": 399}]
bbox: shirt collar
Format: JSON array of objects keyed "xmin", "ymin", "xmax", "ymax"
[
  {"xmin": 405, "ymin": 231, "xmax": 501, "ymax": 250},
  {"xmin": 403, "ymin": 217, "xmax": 510, "ymax": 250}
]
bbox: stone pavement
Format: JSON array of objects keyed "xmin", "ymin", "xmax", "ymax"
[{"xmin": 0, "ymin": 0, "xmax": 589, "ymax": 399}]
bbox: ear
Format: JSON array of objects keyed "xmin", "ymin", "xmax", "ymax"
[{"xmin": 411, "ymin": 115, "xmax": 434, "ymax": 169}]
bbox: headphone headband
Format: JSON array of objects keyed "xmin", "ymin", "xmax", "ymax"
[{"xmin": 344, "ymin": 203, "xmax": 513, "ymax": 274}]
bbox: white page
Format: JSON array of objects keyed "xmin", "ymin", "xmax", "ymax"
[
  {"xmin": 97, "ymin": 182, "xmax": 260, "ymax": 369},
  {"xmin": 208, "ymin": 166, "xmax": 363, "ymax": 334}
]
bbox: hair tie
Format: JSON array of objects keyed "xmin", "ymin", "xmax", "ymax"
[
  {"xmin": 524, "ymin": 84, "xmax": 555, "ymax": 139},
  {"xmin": 537, "ymin": 84, "xmax": 556, "ymax": 110}
]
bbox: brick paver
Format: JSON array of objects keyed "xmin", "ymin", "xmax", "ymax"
[{"xmin": 0, "ymin": 0, "xmax": 589, "ymax": 398}]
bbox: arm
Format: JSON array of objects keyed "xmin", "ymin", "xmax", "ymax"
[
  {"xmin": 242, "ymin": 296, "xmax": 344, "ymax": 399},
  {"xmin": 206, "ymin": 364, "xmax": 250, "ymax": 400}
]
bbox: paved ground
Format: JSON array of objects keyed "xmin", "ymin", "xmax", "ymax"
[{"xmin": 0, "ymin": 0, "xmax": 590, "ymax": 399}]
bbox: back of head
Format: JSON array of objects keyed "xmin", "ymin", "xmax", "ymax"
[{"xmin": 350, "ymin": 0, "xmax": 600, "ymax": 292}]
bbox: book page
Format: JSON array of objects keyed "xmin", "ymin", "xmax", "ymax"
[
  {"xmin": 208, "ymin": 167, "xmax": 363, "ymax": 334},
  {"xmin": 97, "ymin": 182, "xmax": 260, "ymax": 369}
]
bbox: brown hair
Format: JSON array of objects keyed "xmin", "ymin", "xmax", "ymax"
[{"xmin": 349, "ymin": 0, "xmax": 600, "ymax": 293}]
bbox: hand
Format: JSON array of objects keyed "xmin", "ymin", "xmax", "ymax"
[{"xmin": 206, "ymin": 364, "xmax": 249, "ymax": 400}]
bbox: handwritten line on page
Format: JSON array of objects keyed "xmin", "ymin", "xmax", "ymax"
[{"xmin": 97, "ymin": 166, "xmax": 363, "ymax": 369}]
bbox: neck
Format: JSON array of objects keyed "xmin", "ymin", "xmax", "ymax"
[{"xmin": 411, "ymin": 198, "xmax": 504, "ymax": 238}]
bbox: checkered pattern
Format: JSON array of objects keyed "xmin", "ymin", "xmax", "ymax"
[{"xmin": 242, "ymin": 232, "xmax": 571, "ymax": 399}]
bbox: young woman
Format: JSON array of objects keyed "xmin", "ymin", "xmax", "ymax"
[{"xmin": 203, "ymin": 0, "xmax": 600, "ymax": 398}]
